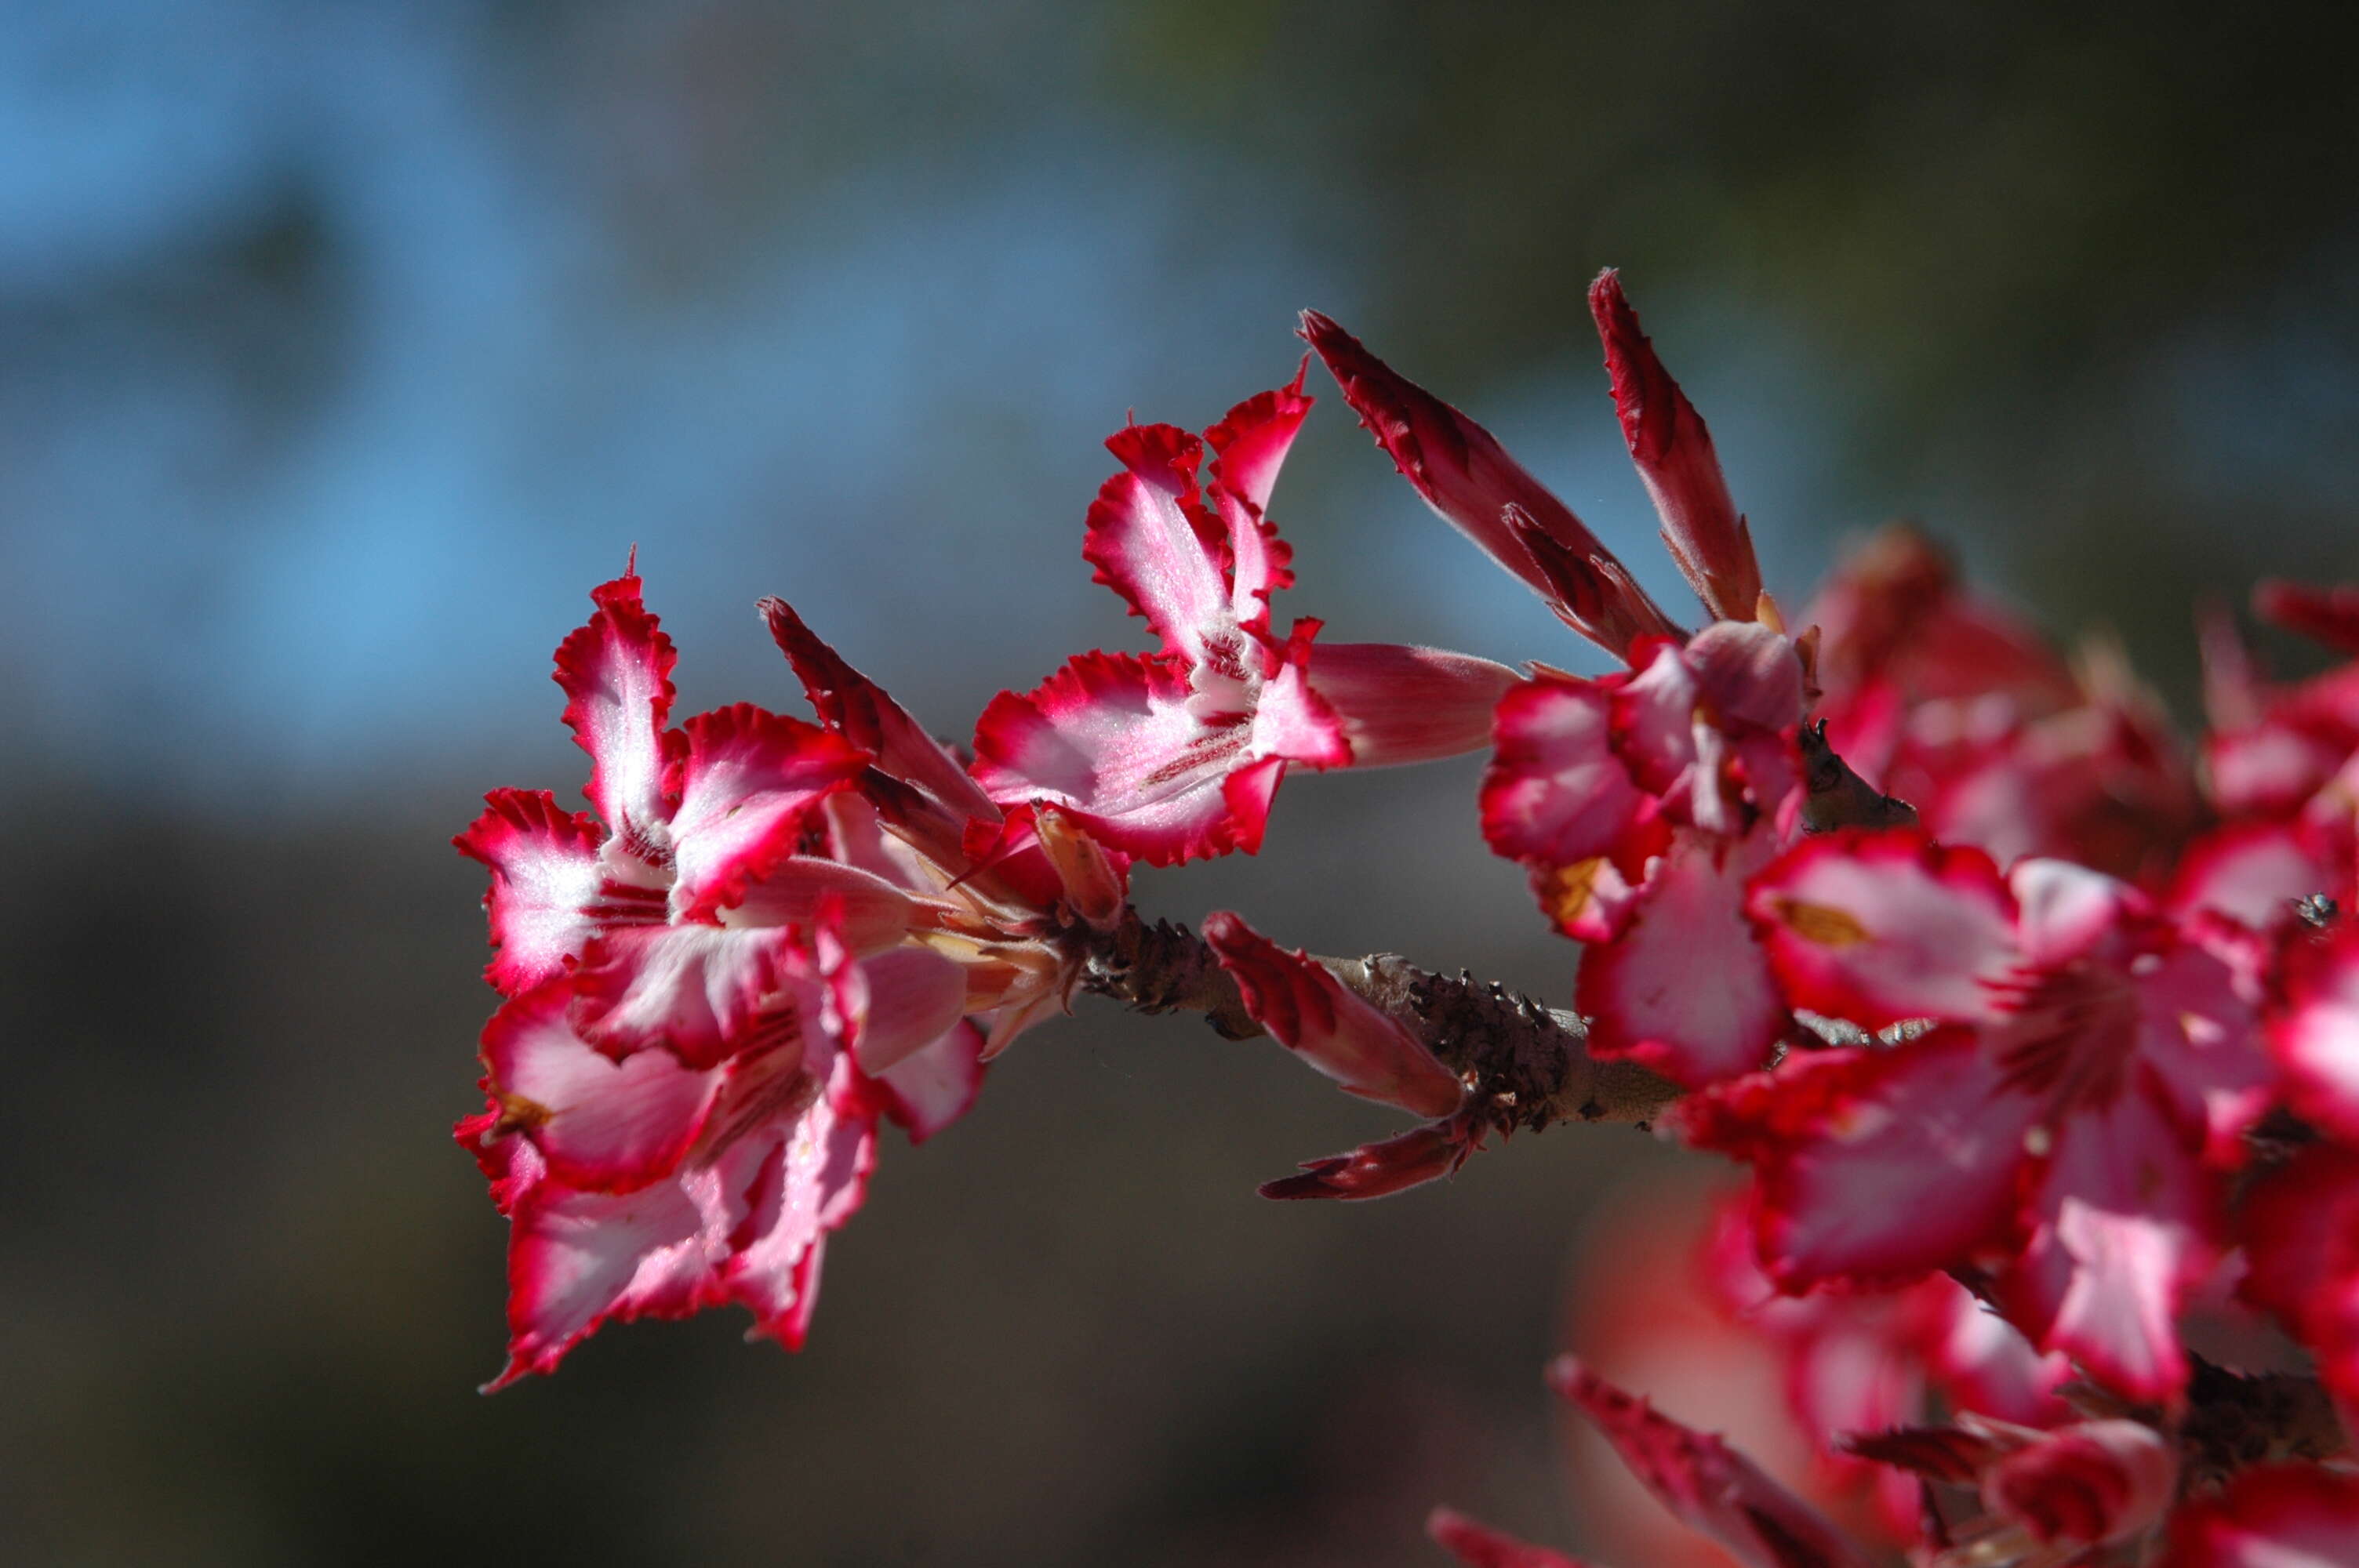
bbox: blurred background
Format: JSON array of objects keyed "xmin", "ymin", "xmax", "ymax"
[{"xmin": 7, "ymin": 2, "xmax": 2359, "ymax": 1562}]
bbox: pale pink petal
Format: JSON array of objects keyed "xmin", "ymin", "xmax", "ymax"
[
  {"xmin": 1249, "ymin": 624, "xmax": 1353, "ymax": 769},
  {"xmin": 760, "ymin": 597, "xmax": 1000, "ymax": 826},
  {"xmin": 1747, "ymin": 829, "xmax": 2021, "ymax": 1029},
  {"xmin": 568, "ymin": 924, "xmax": 807, "ymax": 1069},
  {"xmin": 2205, "ymin": 723, "xmax": 2348, "ymax": 818},
  {"xmin": 1928, "ymin": 1285, "xmax": 2073, "ymax": 1423},
  {"xmin": 2002, "ymin": 1091, "xmax": 2214, "ymax": 1403},
  {"xmin": 1482, "ymin": 677, "xmax": 1652, "ymax": 871},
  {"xmin": 2161, "ymin": 1463, "xmax": 2359, "ymax": 1568},
  {"xmin": 1682, "ymin": 620, "xmax": 1805, "ymax": 731},
  {"xmin": 1679, "ymin": 1029, "xmax": 2036, "ymax": 1288},
  {"xmin": 1577, "ymin": 829, "xmax": 1787, "ymax": 1088},
  {"xmin": 1608, "ymin": 637, "xmax": 1701, "ymax": 797},
  {"xmin": 1590, "ymin": 270, "xmax": 1761, "ymax": 622},
  {"xmin": 2130, "ymin": 941, "xmax": 2274, "ymax": 1167},
  {"xmin": 1080, "ymin": 421, "xmax": 1228, "ymax": 667},
  {"xmin": 480, "ymin": 980, "xmax": 723, "ymax": 1191},
  {"xmin": 455, "ymin": 788, "xmax": 611, "ymax": 995},
  {"xmin": 553, "ymin": 569, "xmax": 681, "ymax": 844},
  {"xmin": 2007, "ymin": 858, "xmax": 2140, "ymax": 969},
  {"xmin": 707, "ymin": 1056, "xmax": 878, "ymax": 1348},
  {"xmin": 1299, "ymin": 310, "xmax": 1678, "ymax": 657},
  {"xmin": 1302, "ymin": 641, "xmax": 1519, "ymax": 766},
  {"xmin": 1203, "ymin": 910, "xmax": 1465, "ymax": 1118},
  {"xmin": 1547, "ymin": 1357, "xmax": 1874, "ymax": 1568},
  {"xmin": 873, "ymin": 1020, "xmax": 987, "ymax": 1144},
  {"xmin": 721, "ymin": 855, "xmax": 917, "ymax": 956},
  {"xmin": 666, "ymin": 704, "xmax": 866, "ymax": 920},
  {"xmin": 2270, "ymin": 927, "xmax": 2359, "ymax": 1143},
  {"xmin": 1426, "ymin": 1508, "xmax": 1596, "ymax": 1568},
  {"xmin": 850, "ymin": 946, "xmax": 970, "ymax": 1076},
  {"xmin": 2167, "ymin": 822, "xmax": 2339, "ymax": 930}
]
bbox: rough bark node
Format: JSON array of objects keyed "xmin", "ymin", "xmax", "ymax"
[{"xmin": 1078, "ymin": 909, "xmax": 1683, "ymax": 1131}]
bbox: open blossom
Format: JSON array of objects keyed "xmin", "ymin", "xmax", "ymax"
[
  {"xmin": 1684, "ymin": 829, "xmax": 2273, "ymax": 1400},
  {"xmin": 972, "ymin": 371, "xmax": 1516, "ymax": 866},
  {"xmin": 455, "ymin": 570, "xmax": 1001, "ymax": 1382}
]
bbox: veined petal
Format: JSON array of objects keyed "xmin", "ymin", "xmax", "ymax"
[
  {"xmin": 2270, "ymin": 926, "xmax": 2359, "ymax": 1143},
  {"xmin": 1302, "ymin": 641, "xmax": 1519, "ymax": 765},
  {"xmin": 1203, "ymin": 910, "xmax": 1465, "ymax": 1118},
  {"xmin": 1081, "ymin": 421, "xmax": 1230, "ymax": 666},
  {"xmin": 1482, "ymin": 677, "xmax": 1651, "ymax": 871},
  {"xmin": 1747, "ymin": 829, "xmax": 2020, "ymax": 1029},
  {"xmin": 1299, "ymin": 310, "xmax": 1678, "ymax": 657},
  {"xmin": 849, "ymin": 945, "xmax": 969, "ymax": 1076},
  {"xmin": 873, "ymin": 1019, "xmax": 987, "ymax": 1144},
  {"xmin": 481, "ymin": 979, "xmax": 723, "ymax": 1192},
  {"xmin": 2129, "ymin": 941, "xmax": 2273, "ymax": 1167},
  {"xmin": 455, "ymin": 788, "xmax": 609, "ymax": 995},
  {"xmin": 1425, "ymin": 1508, "xmax": 1595, "ymax": 1568},
  {"xmin": 2162, "ymin": 1463, "xmax": 2359, "ymax": 1568},
  {"xmin": 554, "ymin": 569, "xmax": 680, "ymax": 844},
  {"xmin": 1578, "ymin": 829, "xmax": 1787, "ymax": 1088},
  {"xmin": 667, "ymin": 704, "xmax": 867, "ymax": 920},
  {"xmin": 1547, "ymin": 1357, "xmax": 1874, "ymax": 1568},
  {"xmin": 760, "ymin": 597, "xmax": 1001, "ymax": 826},
  {"xmin": 2001, "ymin": 1090, "xmax": 2215, "ymax": 1403},
  {"xmin": 569, "ymin": 924, "xmax": 808, "ymax": 1069},
  {"xmin": 1589, "ymin": 270, "xmax": 1761, "ymax": 622},
  {"xmin": 1678, "ymin": 1029, "xmax": 2035, "ymax": 1289},
  {"xmin": 2167, "ymin": 821, "xmax": 2340, "ymax": 931},
  {"xmin": 1684, "ymin": 620, "xmax": 1805, "ymax": 731},
  {"xmin": 721, "ymin": 855, "xmax": 916, "ymax": 956}
]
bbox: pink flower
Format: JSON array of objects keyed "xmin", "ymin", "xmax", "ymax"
[
  {"xmin": 1685, "ymin": 829, "xmax": 2274, "ymax": 1400},
  {"xmin": 972, "ymin": 372, "xmax": 1516, "ymax": 866},
  {"xmin": 1847, "ymin": 1414, "xmax": 2177, "ymax": 1562},
  {"xmin": 455, "ymin": 569, "xmax": 999, "ymax": 1381}
]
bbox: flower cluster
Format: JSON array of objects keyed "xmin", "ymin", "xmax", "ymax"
[{"xmin": 458, "ymin": 272, "xmax": 2359, "ymax": 1561}]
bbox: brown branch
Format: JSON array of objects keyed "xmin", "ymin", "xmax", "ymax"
[{"xmin": 1078, "ymin": 909, "xmax": 1683, "ymax": 1131}]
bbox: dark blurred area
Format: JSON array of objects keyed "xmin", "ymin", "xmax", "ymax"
[{"xmin": 6, "ymin": 3, "xmax": 2358, "ymax": 1563}]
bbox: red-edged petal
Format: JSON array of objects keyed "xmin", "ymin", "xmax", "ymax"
[
  {"xmin": 1999, "ymin": 1090, "xmax": 2215, "ymax": 1403},
  {"xmin": 1590, "ymin": 270, "xmax": 1762, "ymax": 622},
  {"xmin": 488, "ymin": 1173, "xmax": 714, "ymax": 1388},
  {"xmin": 2161, "ymin": 1463, "xmax": 2359, "ymax": 1567},
  {"xmin": 1747, "ymin": 829, "xmax": 2020, "ymax": 1029},
  {"xmin": 1299, "ymin": 310, "xmax": 1678, "ymax": 658},
  {"xmin": 455, "ymin": 788, "xmax": 610, "ymax": 995},
  {"xmin": 1203, "ymin": 910, "xmax": 1466, "ymax": 1118},
  {"xmin": 2241, "ymin": 1145, "xmax": 2359, "ymax": 1408},
  {"xmin": 1426, "ymin": 1508, "xmax": 1595, "ymax": 1568},
  {"xmin": 1482, "ymin": 677, "xmax": 1651, "ymax": 871},
  {"xmin": 481, "ymin": 979, "xmax": 723, "ymax": 1192},
  {"xmin": 568, "ymin": 924, "xmax": 808, "ymax": 1069},
  {"xmin": 1981, "ymin": 1419, "xmax": 2176, "ymax": 1548},
  {"xmin": 554, "ymin": 569, "xmax": 681, "ymax": 842},
  {"xmin": 849, "ymin": 945, "xmax": 969, "ymax": 1076},
  {"xmin": 1685, "ymin": 621, "xmax": 1805, "ymax": 731},
  {"xmin": 1081, "ymin": 421, "xmax": 1229, "ymax": 666},
  {"xmin": 1609, "ymin": 637, "xmax": 1701, "ymax": 797},
  {"xmin": 1260, "ymin": 1112, "xmax": 1478, "ymax": 1201},
  {"xmin": 667, "ymin": 704, "xmax": 866, "ymax": 920},
  {"xmin": 2168, "ymin": 821, "xmax": 2340, "ymax": 931},
  {"xmin": 1579, "ymin": 829, "xmax": 1787, "ymax": 1088},
  {"xmin": 2205, "ymin": 722, "xmax": 2349, "ymax": 818},
  {"xmin": 1203, "ymin": 368, "xmax": 1312, "ymax": 625},
  {"xmin": 2255, "ymin": 579, "xmax": 2359, "ymax": 656},
  {"xmin": 1678, "ymin": 1029, "xmax": 2036, "ymax": 1290},
  {"xmin": 1302, "ymin": 641, "xmax": 1519, "ymax": 767},
  {"xmin": 872, "ymin": 1019, "xmax": 987, "ymax": 1144},
  {"xmin": 972, "ymin": 648, "xmax": 1340, "ymax": 866},
  {"xmin": 760, "ymin": 597, "xmax": 1001, "ymax": 826},
  {"xmin": 1547, "ymin": 1357, "xmax": 1874, "ymax": 1568},
  {"xmin": 2270, "ymin": 926, "xmax": 2359, "ymax": 1143}
]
